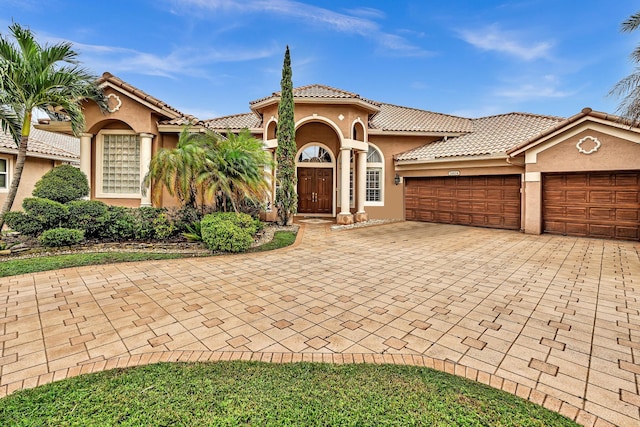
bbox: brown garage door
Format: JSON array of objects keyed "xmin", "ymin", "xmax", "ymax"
[
  {"xmin": 405, "ymin": 175, "xmax": 521, "ymax": 230},
  {"xmin": 543, "ymin": 172, "xmax": 640, "ymax": 240}
]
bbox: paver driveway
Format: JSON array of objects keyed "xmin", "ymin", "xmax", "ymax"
[{"xmin": 1, "ymin": 221, "xmax": 639, "ymax": 426}]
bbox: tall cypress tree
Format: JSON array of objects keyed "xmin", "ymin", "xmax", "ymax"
[{"xmin": 275, "ymin": 46, "xmax": 297, "ymax": 225}]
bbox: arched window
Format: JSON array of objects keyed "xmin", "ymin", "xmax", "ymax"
[
  {"xmin": 366, "ymin": 144, "xmax": 384, "ymax": 204},
  {"xmin": 298, "ymin": 145, "xmax": 332, "ymax": 163}
]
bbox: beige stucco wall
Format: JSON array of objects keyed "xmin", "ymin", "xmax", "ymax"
[
  {"xmin": 521, "ymin": 123, "xmax": 640, "ymax": 235},
  {"xmin": 0, "ymin": 156, "xmax": 58, "ymax": 212}
]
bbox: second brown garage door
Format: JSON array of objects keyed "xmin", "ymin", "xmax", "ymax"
[
  {"xmin": 543, "ymin": 171, "xmax": 640, "ymax": 240},
  {"xmin": 405, "ymin": 175, "xmax": 521, "ymax": 230}
]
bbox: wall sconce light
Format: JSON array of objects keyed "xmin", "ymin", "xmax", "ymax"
[{"xmin": 394, "ymin": 173, "xmax": 401, "ymax": 185}]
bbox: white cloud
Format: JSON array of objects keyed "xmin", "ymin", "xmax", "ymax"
[
  {"xmin": 494, "ymin": 75, "xmax": 574, "ymax": 100},
  {"xmin": 170, "ymin": 0, "xmax": 431, "ymax": 57},
  {"xmin": 458, "ymin": 25, "xmax": 552, "ymax": 61},
  {"xmin": 67, "ymin": 41, "xmax": 279, "ymax": 79}
]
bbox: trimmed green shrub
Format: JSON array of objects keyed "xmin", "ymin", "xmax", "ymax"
[
  {"xmin": 22, "ymin": 198, "xmax": 69, "ymax": 229},
  {"xmin": 200, "ymin": 212, "xmax": 256, "ymax": 253},
  {"xmin": 209, "ymin": 212, "xmax": 258, "ymax": 234},
  {"xmin": 39, "ymin": 228, "xmax": 85, "ymax": 247},
  {"xmin": 152, "ymin": 212, "xmax": 175, "ymax": 240},
  {"xmin": 66, "ymin": 200, "xmax": 109, "ymax": 238},
  {"xmin": 33, "ymin": 165, "xmax": 89, "ymax": 203},
  {"xmin": 3, "ymin": 211, "xmax": 44, "ymax": 236},
  {"xmin": 99, "ymin": 206, "xmax": 137, "ymax": 241}
]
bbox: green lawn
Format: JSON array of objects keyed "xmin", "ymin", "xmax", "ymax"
[
  {"xmin": 0, "ymin": 361, "xmax": 578, "ymax": 426},
  {"xmin": 0, "ymin": 231, "xmax": 298, "ymax": 278}
]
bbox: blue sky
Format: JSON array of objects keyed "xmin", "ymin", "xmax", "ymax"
[{"xmin": 3, "ymin": 0, "xmax": 639, "ymax": 120}]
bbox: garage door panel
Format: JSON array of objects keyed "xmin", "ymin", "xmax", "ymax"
[
  {"xmin": 565, "ymin": 223, "xmax": 589, "ymax": 236},
  {"xmin": 565, "ymin": 207, "xmax": 587, "ymax": 219},
  {"xmin": 590, "ymin": 208, "xmax": 614, "ymax": 220},
  {"xmin": 589, "ymin": 224, "xmax": 615, "ymax": 237},
  {"xmin": 616, "ymin": 174, "xmax": 640, "ymax": 185},
  {"xmin": 617, "ymin": 191, "xmax": 640, "ymax": 204},
  {"xmin": 617, "ymin": 209, "xmax": 640, "ymax": 221},
  {"xmin": 405, "ymin": 175, "xmax": 521, "ymax": 230},
  {"xmin": 590, "ymin": 191, "xmax": 614, "ymax": 203},
  {"xmin": 543, "ymin": 171, "xmax": 640, "ymax": 240},
  {"xmin": 566, "ymin": 174, "xmax": 589, "ymax": 186},
  {"xmin": 617, "ymin": 226, "xmax": 640, "ymax": 240},
  {"xmin": 566, "ymin": 191, "xmax": 588, "ymax": 202}
]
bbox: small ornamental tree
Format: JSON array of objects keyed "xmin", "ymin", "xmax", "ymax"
[
  {"xmin": 33, "ymin": 164, "xmax": 89, "ymax": 203},
  {"xmin": 275, "ymin": 46, "xmax": 297, "ymax": 225}
]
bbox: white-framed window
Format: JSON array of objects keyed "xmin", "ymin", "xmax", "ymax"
[
  {"xmin": 366, "ymin": 144, "xmax": 384, "ymax": 205},
  {"xmin": 95, "ymin": 130, "xmax": 141, "ymax": 198},
  {"xmin": 0, "ymin": 157, "xmax": 8, "ymax": 192}
]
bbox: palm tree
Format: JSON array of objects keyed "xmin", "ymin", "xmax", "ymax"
[
  {"xmin": 610, "ymin": 11, "xmax": 640, "ymax": 124},
  {"xmin": 143, "ymin": 127, "xmax": 213, "ymax": 209},
  {"xmin": 144, "ymin": 127, "xmax": 272, "ymax": 213},
  {"xmin": 0, "ymin": 23, "xmax": 106, "ymax": 228},
  {"xmin": 199, "ymin": 129, "xmax": 272, "ymax": 212}
]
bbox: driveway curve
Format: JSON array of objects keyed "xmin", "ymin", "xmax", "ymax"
[{"xmin": 1, "ymin": 222, "xmax": 639, "ymax": 426}]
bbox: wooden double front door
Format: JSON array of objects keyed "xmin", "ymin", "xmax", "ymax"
[{"xmin": 297, "ymin": 167, "xmax": 333, "ymax": 214}]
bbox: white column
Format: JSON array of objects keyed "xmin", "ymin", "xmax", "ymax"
[
  {"xmin": 355, "ymin": 149, "xmax": 369, "ymax": 222},
  {"xmin": 337, "ymin": 147, "xmax": 353, "ymax": 224},
  {"xmin": 79, "ymin": 133, "xmax": 92, "ymax": 199},
  {"xmin": 139, "ymin": 133, "xmax": 154, "ymax": 207}
]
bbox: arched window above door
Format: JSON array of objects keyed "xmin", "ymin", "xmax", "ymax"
[{"xmin": 298, "ymin": 145, "xmax": 332, "ymax": 163}]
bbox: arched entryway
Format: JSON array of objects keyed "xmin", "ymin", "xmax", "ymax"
[{"xmin": 296, "ymin": 143, "xmax": 334, "ymax": 214}]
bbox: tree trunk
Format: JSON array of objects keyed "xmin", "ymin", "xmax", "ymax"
[{"xmin": 0, "ymin": 135, "xmax": 29, "ymax": 229}]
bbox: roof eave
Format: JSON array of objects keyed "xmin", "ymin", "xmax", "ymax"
[
  {"xmin": 395, "ymin": 152, "xmax": 508, "ymax": 166},
  {"xmin": 0, "ymin": 147, "xmax": 78, "ymax": 162},
  {"xmin": 369, "ymin": 130, "xmax": 468, "ymax": 137},
  {"xmin": 250, "ymin": 97, "xmax": 381, "ymax": 114}
]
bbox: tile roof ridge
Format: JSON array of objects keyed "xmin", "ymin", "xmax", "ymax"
[
  {"xmin": 204, "ymin": 111, "xmax": 256, "ymax": 121},
  {"xmin": 296, "ymin": 83, "xmax": 360, "ymax": 97},
  {"xmin": 474, "ymin": 111, "xmax": 565, "ymax": 121}
]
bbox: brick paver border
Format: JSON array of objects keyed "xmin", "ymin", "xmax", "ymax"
[{"xmin": 0, "ymin": 351, "xmax": 610, "ymax": 427}]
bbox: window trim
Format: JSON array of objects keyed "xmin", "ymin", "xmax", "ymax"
[
  {"xmin": 0, "ymin": 156, "xmax": 9, "ymax": 193},
  {"xmin": 365, "ymin": 143, "xmax": 384, "ymax": 206},
  {"xmin": 95, "ymin": 129, "xmax": 142, "ymax": 199}
]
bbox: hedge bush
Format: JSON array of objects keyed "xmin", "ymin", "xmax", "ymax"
[
  {"xmin": 39, "ymin": 228, "xmax": 85, "ymax": 247},
  {"xmin": 3, "ymin": 211, "xmax": 44, "ymax": 236},
  {"xmin": 32, "ymin": 165, "xmax": 89, "ymax": 203},
  {"xmin": 96, "ymin": 206, "xmax": 135, "ymax": 241},
  {"xmin": 201, "ymin": 212, "xmax": 256, "ymax": 253},
  {"xmin": 66, "ymin": 200, "xmax": 109, "ymax": 238},
  {"xmin": 22, "ymin": 198, "xmax": 69, "ymax": 229}
]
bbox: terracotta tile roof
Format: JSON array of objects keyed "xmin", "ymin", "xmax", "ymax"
[
  {"xmin": 250, "ymin": 84, "xmax": 381, "ymax": 108},
  {"xmin": 506, "ymin": 107, "xmax": 638, "ymax": 156},
  {"xmin": 0, "ymin": 125, "xmax": 79, "ymax": 160},
  {"xmin": 204, "ymin": 112, "xmax": 263, "ymax": 130},
  {"xmin": 370, "ymin": 104, "xmax": 473, "ymax": 133},
  {"xmin": 396, "ymin": 112, "xmax": 564, "ymax": 162},
  {"xmin": 97, "ymin": 72, "xmax": 200, "ymax": 125}
]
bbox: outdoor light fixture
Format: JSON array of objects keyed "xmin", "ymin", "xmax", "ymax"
[{"xmin": 394, "ymin": 173, "xmax": 401, "ymax": 185}]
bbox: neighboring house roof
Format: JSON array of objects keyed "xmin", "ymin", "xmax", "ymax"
[
  {"xmin": 0, "ymin": 125, "xmax": 79, "ymax": 161},
  {"xmin": 96, "ymin": 72, "xmax": 200, "ymax": 126},
  {"xmin": 369, "ymin": 104, "xmax": 473, "ymax": 134},
  {"xmin": 396, "ymin": 112, "xmax": 565, "ymax": 162},
  {"xmin": 204, "ymin": 112, "xmax": 263, "ymax": 131}
]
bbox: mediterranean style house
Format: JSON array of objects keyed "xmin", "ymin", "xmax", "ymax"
[
  {"xmin": 0, "ymin": 125, "xmax": 79, "ymax": 210},
  {"xmin": 36, "ymin": 72, "xmax": 640, "ymax": 240}
]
